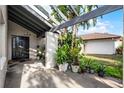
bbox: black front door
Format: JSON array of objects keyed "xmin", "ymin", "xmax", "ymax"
[{"xmin": 12, "ymin": 36, "xmax": 29, "ymax": 60}]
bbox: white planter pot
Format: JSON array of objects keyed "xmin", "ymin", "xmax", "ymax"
[
  {"xmin": 59, "ymin": 63, "xmax": 68, "ymax": 72},
  {"xmin": 72, "ymin": 65, "xmax": 79, "ymax": 73}
]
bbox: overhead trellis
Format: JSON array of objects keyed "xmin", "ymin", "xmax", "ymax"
[
  {"xmin": 50, "ymin": 5, "xmax": 123, "ymax": 32},
  {"xmin": 8, "ymin": 5, "xmax": 123, "ymax": 35}
]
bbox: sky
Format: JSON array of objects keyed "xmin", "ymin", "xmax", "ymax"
[{"xmin": 78, "ymin": 9, "xmax": 123, "ymax": 36}]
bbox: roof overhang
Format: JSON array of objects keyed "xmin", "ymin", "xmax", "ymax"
[
  {"xmin": 8, "ymin": 5, "xmax": 51, "ymax": 37},
  {"xmin": 82, "ymin": 36, "xmax": 121, "ymax": 41}
]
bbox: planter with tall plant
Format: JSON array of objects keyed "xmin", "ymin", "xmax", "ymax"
[
  {"xmin": 97, "ymin": 64, "xmax": 106, "ymax": 77},
  {"xmin": 55, "ymin": 44, "xmax": 69, "ymax": 72}
]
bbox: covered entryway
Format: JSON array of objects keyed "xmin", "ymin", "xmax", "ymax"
[
  {"xmin": 7, "ymin": 5, "xmax": 52, "ymax": 61},
  {"xmin": 0, "ymin": 5, "xmax": 123, "ymax": 88}
]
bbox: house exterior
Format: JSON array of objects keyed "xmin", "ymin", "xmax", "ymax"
[
  {"xmin": 0, "ymin": 5, "xmax": 58, "ymax": 87},
  {"xmin": 80, "ymin": 33, "xmax": 121, "ymax": 55},
  {"xmin": 0, "ymin": 5, "xmax": 123, "ymax": 88}
]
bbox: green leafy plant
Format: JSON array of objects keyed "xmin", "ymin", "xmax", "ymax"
[
  {"xmin": 97, "ymin": 64, "xmax": 106, "ymax": 72},
  {"xmin": 55, "ymin": 44, "xmax": 69, "ymax": 64},
  {"xmin": 37, "ymin": 45, "xmax": 45, "ymax": 60},
  {"xmin": 52, "ymin": 5, "xmax": 99, "ymax": 66},
  {"xmin": 97, "ymin": 64, "xmax": 106, "ymax": 77},
  {"xmin": 79, "ymin": 56, "xmax": 95, "ymax": 73},
  {"xmin": 105, "ymin": 66, "xmax": 122, "ymax": 79}
]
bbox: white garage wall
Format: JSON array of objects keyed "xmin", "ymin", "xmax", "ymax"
[
  {"xmin": 115, "ymin": 40, "xmax": 122, "ymax": 48},
  {"xmin": 85, "ymin": 39, "xmax": 115, "ymax": 55},
  {"xmin": 8, "ymin": 20, "xmax": 38, "ymax": 60}
]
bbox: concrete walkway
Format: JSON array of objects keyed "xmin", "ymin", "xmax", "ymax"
[{"xmin": 4, "ymin": 61, "xmax": 123, "ymax": 88}]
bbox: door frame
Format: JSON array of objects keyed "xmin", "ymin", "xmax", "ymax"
[{"xmin": 11, "ymin": 35, "xmax": 30, "ymax": 60}]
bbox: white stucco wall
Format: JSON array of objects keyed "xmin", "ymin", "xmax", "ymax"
[
  {"xmin": 84, "ymin": 39, "xmax": 115, "ymax": 55},
  {"xmin": 8, "ymin": 20, "xmax": 38, "ymax": 60},
  {"xmin": 0, "ymin": 5, "xmax": 8, "ymax": 88},
  {"xmin": 115, "ymin": 39, "xmax": 122, "ymax": 48},
  {"xmin": 45, "ymin": 32, "xmax": 58, "ymax": 68}
]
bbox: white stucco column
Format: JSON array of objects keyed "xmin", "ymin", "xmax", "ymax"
[
  {"xmin": 0, "ymin": 5, "xmax": 8, "ymax": 88},
  {"xmin": 45, "ymin": 32, "xmax": 58, "ymax": 68}
]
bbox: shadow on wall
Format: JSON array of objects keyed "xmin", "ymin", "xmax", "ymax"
[{"xmin": 29, "ymin": 48, "xmax": 37, "ymax": 59}]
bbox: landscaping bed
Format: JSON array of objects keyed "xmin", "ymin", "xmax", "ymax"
[
  {"xmin": 55, "ymin": 32, "xmax": 123, "ymax": 80},
  {"xmin": 79, "ymin": 55, "xmax": 123, "ymax": 79}
]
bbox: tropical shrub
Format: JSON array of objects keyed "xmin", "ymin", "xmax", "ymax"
[
  {"xmin": 70, "ymin": 47, "xmax": 80, "ymax": 64},
  {"xmin": 55, "ymin": 44, "xmax": 69, "ymax": 64},
  {"xmin": 57, "ymin": 32, "xmax": 84, "ymax": 65},
  {"xmin": 97, "ymin": 64, "xmax": 106, "ymax": 77},
  {"xmin": 79, "ymin": 56, "xmax": 96, "ymax": 73},
  {"xmin": 37, "ymin": 45, "xmax": 45, "ymax": 60},
  {"xmin": 97, "ymin": 64, "xmax": 106, "ymax": 72},
  {"xmin": 105, "ymin": 66, "xmax": 122, "ymax": 79}
]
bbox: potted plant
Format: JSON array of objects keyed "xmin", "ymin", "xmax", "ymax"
[
  {"xmin": 79, "ymin": 59, "xmax": 86, "ymax": 73},
  {"xmin": 79, "ymin": 56, "xmax": 95, "ymax": 74},
  {"xmin": 85, "ymin": 58, "xmax": 95, "ymax": 74},
  {"xmin": 72, "ymin": 64, "xmax": 79, "ymax": 73},
  {"xmin": 97, "ymin": 64, "xmax": 106, "ymax": 77},
  {"xmin": 55, "ymin": 44, "xmax": 69, "ymax": 72},
  {"xmin": 70, "ymin": 48, "xmax": 80, "ymax": 73}
]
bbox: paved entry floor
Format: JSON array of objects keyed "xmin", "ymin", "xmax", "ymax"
[{"xmin": 4, "ymin": 61, "xmax": 123, "ymax": 88}]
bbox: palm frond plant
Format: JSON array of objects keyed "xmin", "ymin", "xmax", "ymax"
[
  {"xmin": 51, "ymin": 5, "xmax": 98, "ymax": 60},
  {"xmin": 79, "ymin": 56, "xmax": 96, "ymax": 74},
  {"xmin": 97, "ymin": 64, "xmax": 106, "ymax": 77}
]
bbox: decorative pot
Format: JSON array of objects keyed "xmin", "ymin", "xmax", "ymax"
[
  {"xmin": 72, "ymin": 65, "xmax": 79, "ymax": 73},
  {"xmin": 98, "ymin": 71, "xmax": 105, "ymax": 77},
  {"xmin": 59, "ymin": 63, "xmax": 68, "ymax": 72}
]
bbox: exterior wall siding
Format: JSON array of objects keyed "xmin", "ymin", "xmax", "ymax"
[{"xmin": 84, "ymin": 39, "xmax": 115, "ymax": 55}]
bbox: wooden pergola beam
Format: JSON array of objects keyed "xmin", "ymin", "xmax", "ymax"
[
  {"xmin": 50, "ymin": 5, "xmax": 68, "ymax": 21},
  {"xmin": 50, "ymin": 5, "xmax": 123, "ymax": 32},
  {"xmin": 69, "ymin": 5, "xmax": 79, "ymax": 16}
]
